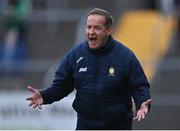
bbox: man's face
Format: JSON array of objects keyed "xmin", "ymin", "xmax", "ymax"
[{"xmin": 86, "ymin": 14, "xmax": 112, "ymax": 50}]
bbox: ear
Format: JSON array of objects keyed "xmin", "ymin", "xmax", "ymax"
[{"xmin": 107, "ymin": 26, "xmax": 113, "ymax": 36}]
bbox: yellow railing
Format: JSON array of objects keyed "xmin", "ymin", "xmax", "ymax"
[{"xmin": 113, "ymin": 10, "xmax": 176, "ymax": 81}]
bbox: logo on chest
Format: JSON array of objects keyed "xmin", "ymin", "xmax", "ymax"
[
  {"xmin": 79, "ymin": 67, "xmax": 87, "ymax": 72},
  {"xmin": 108, "ymin": 66, "xmax": 115, "ymax": 76},
  {"xmin": 76, "ymin": 57, "xmax": 84, "ymax": 63}
]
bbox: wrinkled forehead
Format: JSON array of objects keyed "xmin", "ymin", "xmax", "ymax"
[{"xmin": 86, "ymin": 14, "xmax": 106, "ymax": 26}]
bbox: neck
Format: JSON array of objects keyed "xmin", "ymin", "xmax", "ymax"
[{"xmin": 100, "ymin": 36, "xmax": 109, "ymax": 49}]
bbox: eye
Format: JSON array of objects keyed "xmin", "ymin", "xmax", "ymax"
[
  {"xmin": 94, "ymin": 26, "xmax": 103, "ymax": 31},
  {"xmin": 86, "ymin": 26, "xmax": 91, "ymax": 30},
  {"xmin": 96, "ymin": 27, "xmax": 102, "ymax": 30}
]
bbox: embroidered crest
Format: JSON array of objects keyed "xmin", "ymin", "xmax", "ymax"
[{"xmin": 108, "ymin": 66, "xmax": 115, "ymax": 76}]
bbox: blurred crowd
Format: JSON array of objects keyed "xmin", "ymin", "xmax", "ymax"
[{"xmin": 0, "ymin": 0, "xmax": 32, "ymax": 75}]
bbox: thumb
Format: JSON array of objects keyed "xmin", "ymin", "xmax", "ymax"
[
  {"xmin": 143, "ymin": 99, "xmax": 152, "ymax": 106},
  {"xmin": 27, "ymin": 86, "xmax": 38, "ymax": 93}
]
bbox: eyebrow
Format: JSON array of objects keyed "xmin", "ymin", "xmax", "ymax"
[{"xmin": 86, "ymin": 24, "xmax": 105, "ymax": 28}]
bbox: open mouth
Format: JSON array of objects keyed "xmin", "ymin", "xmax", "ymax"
[{"xmin": 89, "ymin": 37, "xmax": 97, "ymax": 43}]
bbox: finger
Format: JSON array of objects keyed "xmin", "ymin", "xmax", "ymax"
[
  {"xmin": 38, "ymin": 105, "xmax": 42, "ymax": 109},
  {"xmin": 135, "ymin": 111, "xmax": 141, "ymax": 122},
  {"xmin": 141, "ymin": 112, "xmax": 145, "ymax": 120},
  {"xmin": 144, "ymin": 108, "xmax": 148, "ymax": 115},
  {"xmin": 37, "ymin": 99, "xmax": 42, "ymax": 106},
  {"xmin": 145, "ymin": 99, "xmax": 152, "ymax": 106},
  {"xmin": 29, "ymin": 101, "xmax": 34, "ymax": 107},
  {"xmin": 133, "ymin": 116, "xmax": 138, "ymax": 120},
  {"xmin": 33, "ymin": 104, "xmax": 37, "ymax": 109},
  {"xmin": 133, "ymin": 111, "xmax": 141, "ymax": 121},
  {"xmin": 137, "ymin": 114, "xmax": 142, "ymax": 122},
  {"xmin": 33, "ymin": 102, "xmax": 38, "ymax": 108},
  {"xmin": 27, "ymin": 86, "xmax": 37, "ymax": 93},
  {"xmin": 37, "ymin": 99, "xmax": 42, "ymax": 109},
  {"xmin": 133, "ymin": 110, "xmax": 141, "ymax": 120},
  {"xmin": 26, "ymin": 96, "xmax": 33, "ymax": 101}
]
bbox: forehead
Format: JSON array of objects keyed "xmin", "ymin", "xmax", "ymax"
[{"xmin": 86, "ymin": 14, "xmax": 106, "ymax": 26}]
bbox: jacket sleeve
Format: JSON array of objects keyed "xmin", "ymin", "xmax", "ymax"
[
  {"xmin": 40, "ymin": 49, "xmax": 75, "ymax": 104},
  {"xmin": 128, "ymin": 52, "xmax": 151, "ymax": 111}
]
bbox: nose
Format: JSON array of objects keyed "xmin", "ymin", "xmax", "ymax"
[{"xmin": 89, "ymin": 28, "xmax": 95, "ymax": 35}]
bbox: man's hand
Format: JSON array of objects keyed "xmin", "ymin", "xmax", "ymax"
[
  {"xmin": 26, "ymin": 86, "xmax": 43, "ymax": 109},
  {"xmin": 134, "ymin": 99, "xmax": 152, "ymax": 122}
]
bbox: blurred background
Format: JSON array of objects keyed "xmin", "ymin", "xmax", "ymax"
[{"xmin": 0, "ymin": 0, "xmax": 180, "ymax": 129}]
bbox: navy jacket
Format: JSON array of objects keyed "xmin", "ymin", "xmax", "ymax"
[{"xmin": 41, "ymin": 36, "xmax": 151, "ymax": 128}]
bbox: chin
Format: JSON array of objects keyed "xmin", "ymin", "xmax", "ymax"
[
  {"xmin": 89, "ymin": 44, "xmax": 98, "ymax": 50},
  {"xmin": 89, "ymin": 46, "xmax": 96, "ymax": 50}
]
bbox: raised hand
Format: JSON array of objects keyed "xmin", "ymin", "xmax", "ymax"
[
  {"xmin": 26, "ymin": 86, "xmax": 44, "ymax": 109},
  {"xmin": 134, "ymin": 99, "xmax": 152, "ymax": 122}
]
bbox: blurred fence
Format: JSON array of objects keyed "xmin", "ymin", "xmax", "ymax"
[{"xmin": 0, "ymin": 90, "xmax": 76, "ymax": 130}]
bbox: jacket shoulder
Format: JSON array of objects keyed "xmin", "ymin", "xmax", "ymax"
[
  {"xmin": 112, "ymin": 40, "xmax": 135, "ymax": 63},
  {"xmin": 65, "ymin": 41, "xmax": 86, "ymax": 58}
]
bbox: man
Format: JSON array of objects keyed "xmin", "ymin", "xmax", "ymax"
[{"xmin": 26, "ymin": 8, "xmax": 152, "ymax": 130}]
